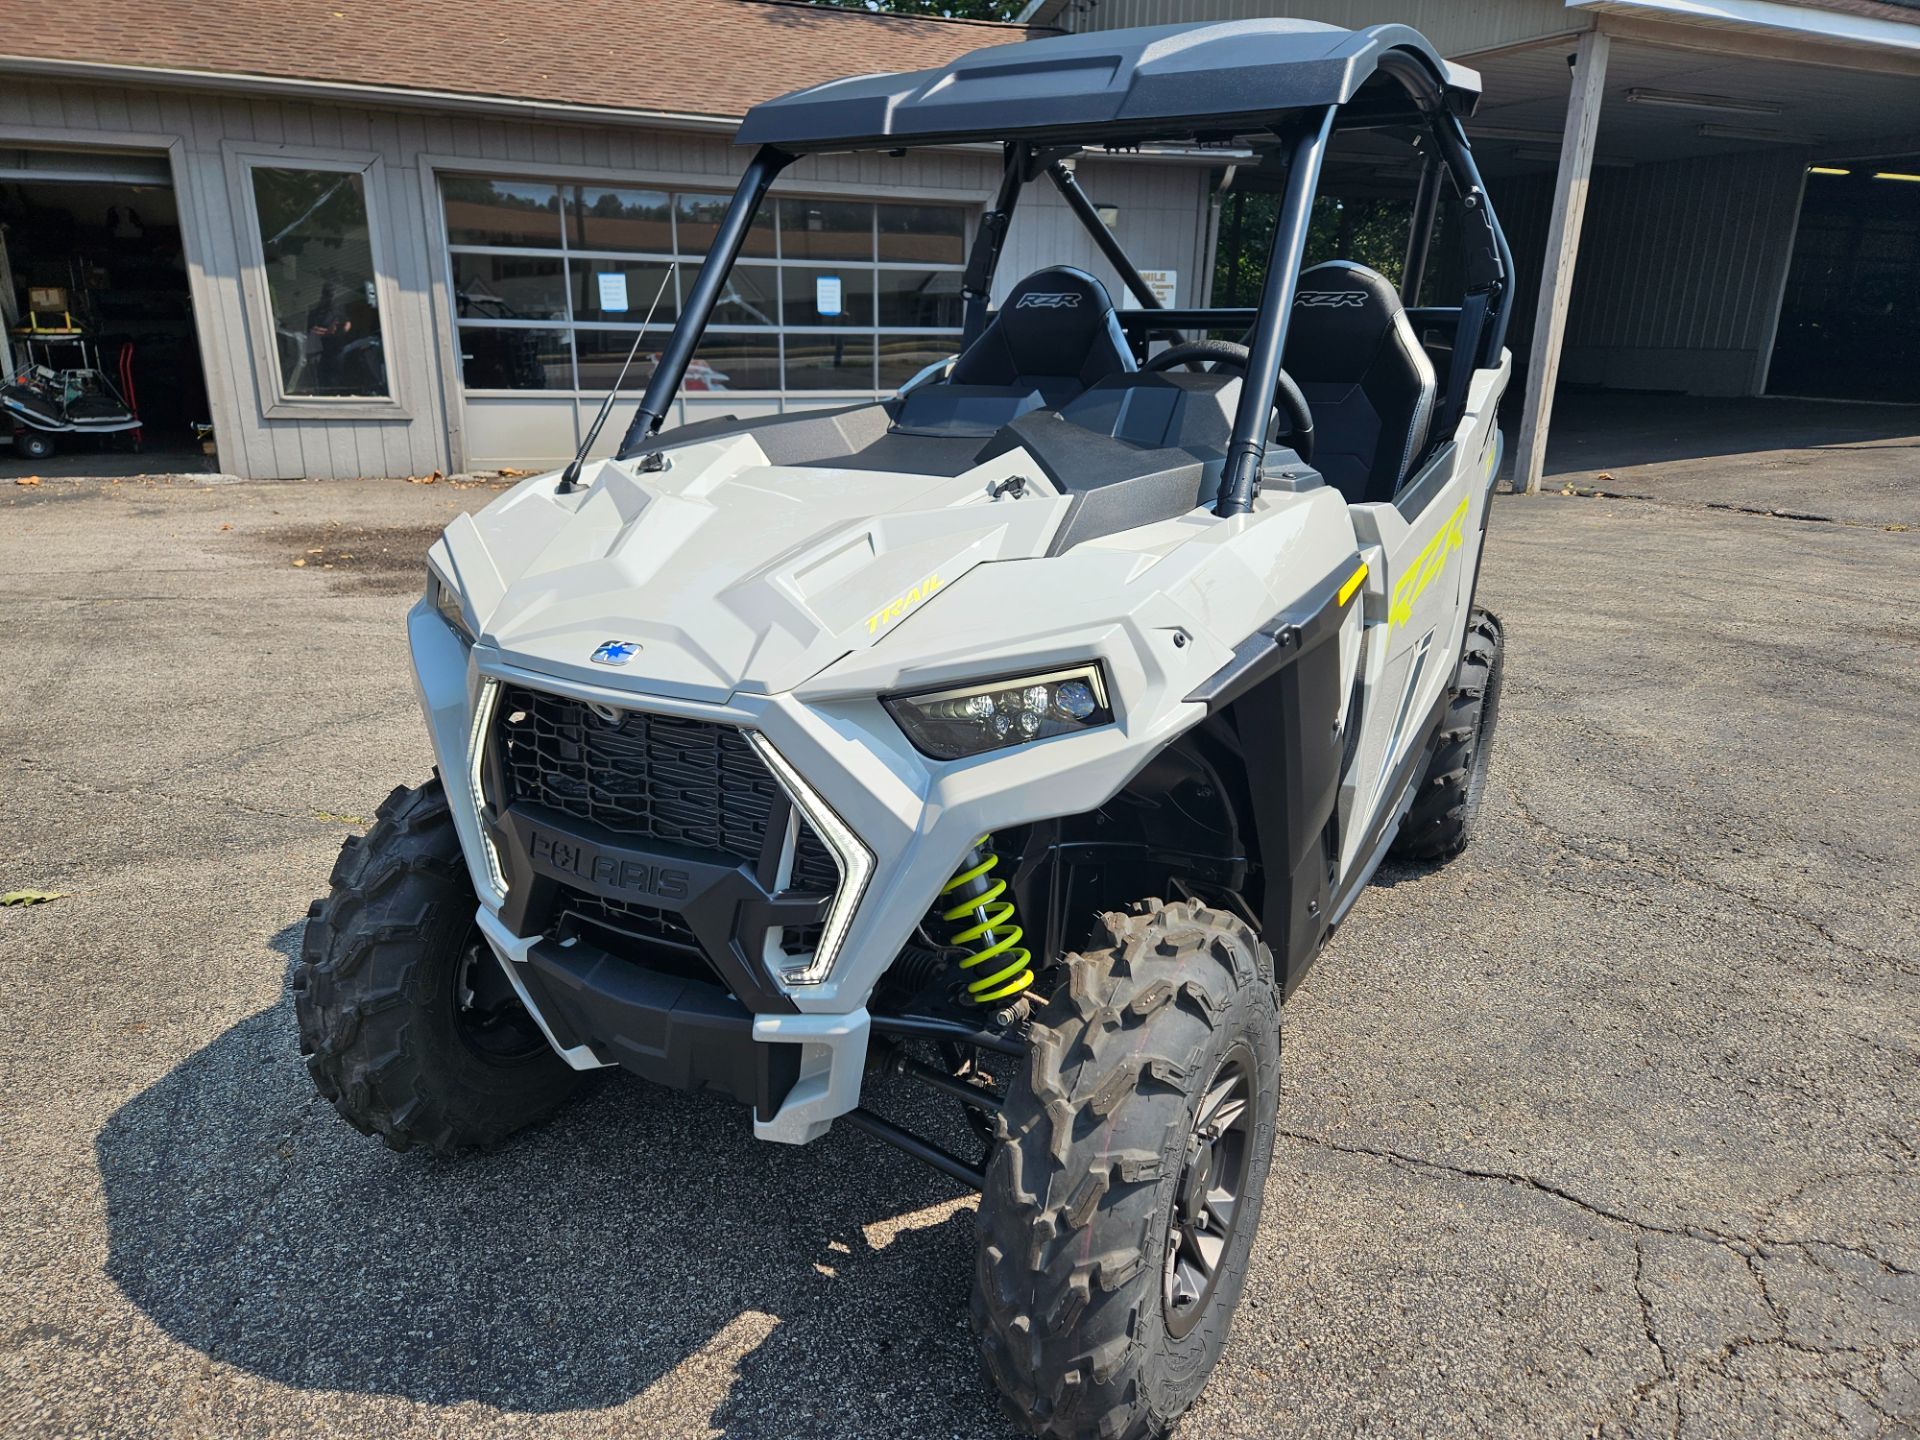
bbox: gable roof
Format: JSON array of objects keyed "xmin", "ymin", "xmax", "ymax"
[{"xmin": 0, "ymin": 0, "xmax": 1030, "ymax": 125}]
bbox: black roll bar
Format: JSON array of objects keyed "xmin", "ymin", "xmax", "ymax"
[
  {"xmin": 618, "ymin": 145, "xmax": 791, "ymax": 456},
  {"xmin": 1044, "ymin": 161, "xmax": 1165, "ymax": 312},
  {"xmin": 1215, "ymin": 105, "xmax": 1336, "ymax": 519},
  {"xmin": 961, "ymin": 143, "xmax": 1028, "ymax": 348},
  {"xmin": 1400, "ymin": 153, "xmax": 1441, "ymax": 307}
]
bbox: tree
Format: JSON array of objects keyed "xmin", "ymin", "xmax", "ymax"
[{"xmin": 855, "ymin": 0, "xmax": 1030, "ymax": 20}]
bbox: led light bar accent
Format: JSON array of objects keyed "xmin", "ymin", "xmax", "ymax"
[
  {"xmin": 465, "ymin": 677, "xmax": 509, "ymax": 904},
  {"xmin": 747, "ymin": 733, "xmax": 873, "ymax": 987}
]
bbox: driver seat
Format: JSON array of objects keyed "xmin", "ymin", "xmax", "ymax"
[
  {"xmin": 948, "ymin": 266, "xmax": 1136, "ymax": 405},
  {"xmin": 1283, "ymin": 261, "xmax": 1436, "ymax": 505}
]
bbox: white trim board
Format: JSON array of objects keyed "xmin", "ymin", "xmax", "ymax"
[{"xmin": 1574, "ymin": 0, "xmax": 1920, "ymax": 54}]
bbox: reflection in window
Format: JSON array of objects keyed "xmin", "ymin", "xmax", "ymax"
[
  {"xmin": 782, "ymin": 267, "xmax": 873, "ymax": 327},
  {"xmin": 570, "ymin": 187, "xmax": 672, "ymax": 254},
  {"xmin": 252, "ymin": 165, "xmax": 388, "ymax": 398},
  {"xmin": 876, "ymin": 269, "xmax": 965, "ymax": 328},
  {"xmin": 452, "ymin": 253, "xmax": 567, "ymax": 321},
  {"xmin": 573, "ymin": 330, "xmax": 666, "ymax": 392},
  {"xmin": 709, "ymin": 265, "xmax": 780, "ymax": 326},
  {"xmin": 779, "ymin": 198, "xmax": 872, "ymax": 260},
  {"xmin": 676, "ymin": 192, "xmax": 775, "ymax": 258},
  {"xmin": 443, "ymin": 177, "xmax": 562, "ymax": 248},
  {"xmin": 879, "ymin": 334, "xmax": 964, "ymax": 392},
  {"xmin": 457, "ymin": 327, "xmax": 571, "ymax": 390},
  {"xmin": 785, "ymin": 332, "xmax": 875, "ymax": 390},
  {"xmin": 572, "ymin": 260, "xmax": 677, "ymax": 325},
  {"xmin": 443, "ymin": 173, "xmax": 969, "ymax": 396},
  {"xmin": 879, "ymin": 204, "xmax": 967, "ymax": 265},
  {"xmin": 689, "ymin": 336, "xmax": 782, "ymax": 392}
]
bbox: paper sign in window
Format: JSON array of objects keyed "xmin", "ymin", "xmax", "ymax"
[
  {"xmin": 815, "ymin": 274, "xmax": 843, "ymax": 318},
  {"xmin": 597, "ymin": 272, "xmax": 630, "ymax": 313}
]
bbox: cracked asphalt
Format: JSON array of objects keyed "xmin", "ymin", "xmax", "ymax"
[{"xmin": 2, "ymin": 409, "xmax": 1917, "ymax": 1439}]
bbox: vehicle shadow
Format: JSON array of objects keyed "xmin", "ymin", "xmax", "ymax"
[{"xmin": 95, "ymin": 923, "xmax": 1005, "ymax": 1434}]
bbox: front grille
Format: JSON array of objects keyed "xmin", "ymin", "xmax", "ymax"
[
  {"xmin": 557, "ymin": 886, "xmax": 698, "ymax": 952},
  {"xmin": 494, "ymin": 686, "xmax": 839, "ymax": 895}
]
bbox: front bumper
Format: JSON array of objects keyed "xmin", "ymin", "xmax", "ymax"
[{"xmin": 407, "ymin": 580, "xmax": 1213, "ymax": 1143}]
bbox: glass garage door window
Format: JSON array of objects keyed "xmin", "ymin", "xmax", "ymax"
[
  {"xmin": 442, "ymin": 175, "xmax": 968, "ymax": 398},
  {"xmin": 252, "ymin": 166, "xmax": 389, "ymax": 398}
]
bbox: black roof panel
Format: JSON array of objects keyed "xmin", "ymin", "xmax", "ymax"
[{"xmin": 735, "ymin": 20, "xmax": 1479, "ymax": 151}]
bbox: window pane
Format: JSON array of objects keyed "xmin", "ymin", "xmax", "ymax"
[
  {"xmin": 782, "ymin": 266, "xmax": 873, "ymax": 327},
  {"xmin": 569, "ymin": 186, "xmax": 673, "ymax": 254},
  {"xmin": 879, "ymin": 334, "xmax": 963, "ymax": 391},
  {"xmin": 442, "ymin": 177, "xmax": 562, "ymax": 248},
  {"xmin": 573, "ymin": 260, "xmax": 677, "ymax": 325},
  {"xmin": 878, "ymin": 203, "xmax": 966, "ymax": 265},
  {"xmin": 689, "ymin": 336, "xmax": 780, "ymax": 393},
  {"xmin": 451, "ymin": 253, "xmax": 568, "ymax": 321},
  {"xmin": 785, "ymin": 332, "xmax": 875, "ymax": 390},
  {"xmin": 251, "ymin": 165, "xmax": 388, "ymax": 398},
  {"xmin": 676, "ymin": 191, "xmax": 774, "ymax": 258},
  {"xmin": 573, "ymin": 329, "xmax": 667, "ymax": 392},
  {"xmin": 779, "ymin": 198, "xmax": 872, "ymax": 260},
  {"xmin": 876, "ymin": 269, "xmax": 965, "ymax": 328},
  {"xmin": 710, "ymin": 264, "xmax": 780, "ymax": 326},
  {"xmin": 457, "ymin": 326, "xmax": 571, "ymax": 390}
]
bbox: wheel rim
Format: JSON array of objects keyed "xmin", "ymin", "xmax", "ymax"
[
  {"xmin": 453, "ymin": 931, "xmax": 551, "ymax": 1064},
  {"xmin": 1163, "ymin": 1044, "xmax": 1255, "ymax": 1340}
]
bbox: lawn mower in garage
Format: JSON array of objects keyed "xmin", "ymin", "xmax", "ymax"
[{"xmin": 297, "ymin": 20, "xmax": 1513, "ymax": 1438}]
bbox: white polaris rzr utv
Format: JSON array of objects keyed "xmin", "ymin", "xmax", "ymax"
[{"xmin": 299, "ymin": 19, "xmax": 1513, "ymax": 1438}]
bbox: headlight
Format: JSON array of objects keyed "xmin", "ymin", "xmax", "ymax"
[
  {"xmin": 430, "ymin": 573, "xmax": 476, "ymax": 645},
  {"xmin": 884, "ymin": 664, "xmax": 1113, "ymax": 760}
]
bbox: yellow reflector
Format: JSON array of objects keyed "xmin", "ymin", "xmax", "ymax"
[
  {"xmin": 1807, "ymin": 166, "xmax": 1850, "ymax": 176},
  {"xmin": 1873, "ymin": 172, "xmax": 1920, "ymax": 183},
  {"xmin": 1338, "ymin": 562, "xmax": 1368, "ymax": 607}
]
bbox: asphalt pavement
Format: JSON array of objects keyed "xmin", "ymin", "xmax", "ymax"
[{"xmin": 1, "ymin": 425, "xmax": 1915, "ymax": 1438}]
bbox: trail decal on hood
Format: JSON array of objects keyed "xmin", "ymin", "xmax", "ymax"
[{"xmin": 866, "ymin": 572, "xmax": 942, "ymax": 634}]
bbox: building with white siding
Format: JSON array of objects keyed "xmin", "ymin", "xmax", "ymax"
[
  {"xmin": 1021, "ymin": 0, "xmax": 1920, "ymax": 490},
  {"xmin": 0, "ymin": 0, "xmax": 1213, "ymax": 478}
]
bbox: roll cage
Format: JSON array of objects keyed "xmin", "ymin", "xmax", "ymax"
[{"xmin": 615, "ymin": 19, "xmax": 1514, "ymax": 520}]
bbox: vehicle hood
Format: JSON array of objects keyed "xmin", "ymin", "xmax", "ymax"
[{"xmin": 430, "ymin": 435, "xmax": 1067, "ymax": 703}]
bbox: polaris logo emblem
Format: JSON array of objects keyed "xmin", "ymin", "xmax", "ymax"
[
  {"xmin": 1295, "ymin": 290, "xmax": 1367, "ymax": 308},
  {"xmin": 528, "ymin": 829, "xmax": 691, "ymax": 901},
  {"xmin": 590, "ymin": 640, "xmax": 641, "ymax": 666},
  {"xmin": 1015, "ymin": 292, "xmax": 1082, "ymax": 309}
]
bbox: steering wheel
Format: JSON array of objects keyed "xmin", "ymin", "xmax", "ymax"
[{"xmin": 1142, "ymin": 341, "xmax": 1315, "ymax": 465}]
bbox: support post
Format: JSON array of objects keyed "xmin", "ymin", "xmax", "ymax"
[
  {"xmin": 1217, "ymin": 107, "xmax": 1336, "ymax": 519},
  {"xmin": 1513, "ymin": 28, "xmax": 1610, "ymax": 496},
  {"xmin": 618, "ymin": 146, "xmax": 790, "ymax": 456}
]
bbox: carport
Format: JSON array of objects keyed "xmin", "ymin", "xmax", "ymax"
[{"xmin": 1475, "ymin": 0, "xmax": 1920, "ymax": 492}]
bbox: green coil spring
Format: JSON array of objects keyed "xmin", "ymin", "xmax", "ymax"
[{"xmin": 937, "ymin": 835, "xmax": 1034, "ymax": 1005}]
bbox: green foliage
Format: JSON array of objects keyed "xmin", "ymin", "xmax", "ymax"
[
  {"xmin": 857, "ymin": 0, "xmax": 1029, "ymax": 18},
  {"xmin": 1212, "ymin": 191, "xmax": 1412, "ymax": 306}
]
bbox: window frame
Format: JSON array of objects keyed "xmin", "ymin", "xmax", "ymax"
[
  {"xmin": 226, "ymin": 143, "xmax": 412, "ymax": 420},
  {"xmin": 430, "ymin": 161, "xmax": 973, "ymax": 403}
]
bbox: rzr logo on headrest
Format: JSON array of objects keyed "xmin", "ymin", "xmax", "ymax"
[
  {"xmin": 1295, "ymin": 290, "xmax": 1367, "ymax": 308},
  {"xmin": 1015, "ymin": 292, "xmax": 1082, "ymax": 309}
]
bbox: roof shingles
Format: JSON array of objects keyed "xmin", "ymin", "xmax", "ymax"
[{"xmin": 3, "ymin": 0, "xmax": 1027, "ymax": 120}]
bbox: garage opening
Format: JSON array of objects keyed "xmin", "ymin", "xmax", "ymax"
[
  {"xmin": 1768, "ymin": 156, "xmax": 1920, "ymax": 404},
  {"xmin": 1, "ymin": 146, "xmax": 214, "ymax": 469}
]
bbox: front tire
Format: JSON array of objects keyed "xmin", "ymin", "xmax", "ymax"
[
  {"xmin": 1391, "ymin": 608, "xmax": 1504, "ymax": 862},
  {"xmin": 974, "ymin": 899, "xmax": 1281, "ymax": 1440},
  {"xmin": 295, "ymin": 779, "xmax": 582, "ymax": 1153},
  {"xmin": 15, "ymin": 430, "xmax": 55, "ymax": 461}
]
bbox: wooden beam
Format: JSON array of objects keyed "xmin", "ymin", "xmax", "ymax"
[{"xmin": 1513, "ymin": 29, "xmax": 1611, "ymax": 496}]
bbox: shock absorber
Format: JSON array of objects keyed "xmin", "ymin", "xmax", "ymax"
[{"xmin": 937, "ymin": 835, "xmax": 1034, "ymax": 1005}]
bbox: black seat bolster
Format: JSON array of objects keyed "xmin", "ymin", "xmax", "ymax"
[
  {"xmin": 1284, "ymin": 261, "xmax": 1436, "ymax": 505},
  {"xmin": 946, "ymin": 266, "xmax": 1135, "ymax": 401}
]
